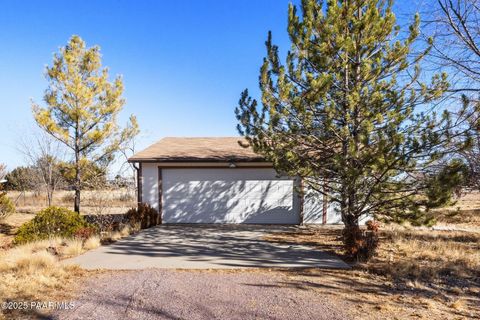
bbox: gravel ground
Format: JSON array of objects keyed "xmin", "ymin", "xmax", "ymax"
[{"xmin": 53, "ymin": 269, "xmax": 351, "ymax": 320}]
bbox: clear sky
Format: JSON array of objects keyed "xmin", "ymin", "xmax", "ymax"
[{"xmin": 0, "ymin": 0, "xmax": 424, "ymax": 170}]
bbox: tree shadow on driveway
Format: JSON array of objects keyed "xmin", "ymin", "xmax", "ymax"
[{"xmin": 67, "ymin": 224, "xmax": 349, "ymax": 269}]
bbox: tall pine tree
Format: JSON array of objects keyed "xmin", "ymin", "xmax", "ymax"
[
  {"xmin": 33, "ymin": 35, "xmax": 139, "ymax": 213},
  {"xmin": 236, "ymin": 0, "xmax": 462, "ymax": 233}
]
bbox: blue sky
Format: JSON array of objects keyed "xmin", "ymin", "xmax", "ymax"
[{"xmin": 0, "ymin": 0, "xmax": 425, "ymax": 170}]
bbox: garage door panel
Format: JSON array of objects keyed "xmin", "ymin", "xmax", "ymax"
[{"xmin": 162, "ymin": 168, "xmax": 299, "ymax": 224}]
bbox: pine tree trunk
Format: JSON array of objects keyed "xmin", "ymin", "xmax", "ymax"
[
  {"xmin": 74, "ymin": 124, "xmax": 81, "ymax": 213},
  {"xmin": 341, "ymin": 190, "xmax": 362, "ymax": 258},
  {"xmin": 340, "ymin": 193, "xmax": 360, "ymax": 229},
  {"xmin": 74, "ymin": 152, "xmax": 81, "ymax": 213},
  {"xmin": 343, "ymin": 212, "xmax": 359, "ymax": 229}
]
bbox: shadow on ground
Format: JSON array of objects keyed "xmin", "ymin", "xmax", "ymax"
[{"xmin": 66, "ymin": 224, "xmax": 349, "ymax": 269}]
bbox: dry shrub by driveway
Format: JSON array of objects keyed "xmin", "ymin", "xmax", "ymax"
[{"xmin": 264, "ymin": 225, "xmax": 480, "ymax": 319}]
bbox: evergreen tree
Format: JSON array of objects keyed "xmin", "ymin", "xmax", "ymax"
[
  {"xmin": 236, "ymin": 0, "xmax": 463, "ymax": 234},
  {"xmin": 4, "ymin": 166, "xmax": 37, "ymax": 191},
  {"xmin": 33, "ymin": 35, "xmax": 139, "ymax": 212}
]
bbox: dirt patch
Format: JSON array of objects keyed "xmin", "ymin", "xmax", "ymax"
[{"xmin": 52, "ymin": 269, "xmax": 351, "ymax": 320}]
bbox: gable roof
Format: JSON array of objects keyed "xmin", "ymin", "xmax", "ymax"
[{"xmin": 128, "ymin": 137, "xmax": 265, "ymax": 162}]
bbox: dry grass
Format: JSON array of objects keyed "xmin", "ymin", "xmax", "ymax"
[
  {"xmin": 0, "ymin": 225, "xmax": 144, "ymax": 319},
  {"xmin": 100, "ymin": 225, "xmax": 136, "ymax": 244},
  {"xmin": 83, "ymin": 235, "xmax": 101, "ymax": 250},
  {"xmin": 119, "ymin": 225, "xmax": 131, "ymax": 237},
  {"xmin": 432, "ymin": 191, "xmax": 480, "ymax": 229},
  {"xmin": 450, "ymin": 299, "xmax": 466, "ymax": 310},
  {"xmin": 0, "ymin": 239, "xmax": 88, "ymax": 319},
  {"xmin": 280, "ymin": 267, "xmax": 478, "ymax": 320},
  {"xmin": 0, "ymin": 248, "xmax": 56, "ymax": 273},
  {"xmin": 6, "ymin": 188, "xmax": 136, "ymax": 215},
  {"xmin": 110, "ymin": 231, "xmax": 122, "ymax": 241},
  {"xmin": 0, "ymin": 188, "xmax": 137, "ymax": 248},
  {"xmin": 369, "ymin": 226, "xmax": 480, "ymax": 287},
  {"xmin": 265, "ymin": 225, "xmax": 480, "ymax": 319},
  {"xmin": 61, "ymin": 238, "xmax": 85, "ymax": 257}
]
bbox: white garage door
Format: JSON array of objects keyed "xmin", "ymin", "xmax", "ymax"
[{"xmin": 162, "ymin": 168, "xmax": 300, "ymax": 224}]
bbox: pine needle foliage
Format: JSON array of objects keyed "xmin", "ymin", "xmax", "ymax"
[
  {"xmin": 32, "ymin": 36, "xmax": 139, "ymax": 212},
  {"xmin": 236, "ymin": 0, "xmax": 465, "ymax": 228}
]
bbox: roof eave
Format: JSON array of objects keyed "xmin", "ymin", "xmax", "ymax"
[{"xmin": 127, "ymin": 157, "xmax": 267, "ymax": 163}]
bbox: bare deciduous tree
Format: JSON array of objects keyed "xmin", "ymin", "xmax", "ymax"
[
  {"xmin": 18, "ymin": 131, "xmax": 66, "ymax": 206},
  {"xmin": 460, "ymin": 98, "xmax": 480, "ymax": 189},
  {"xmin": 0, "ymin": 163, "xmax": 15, "ymax": 220},
  {"xmin": 0, "ymin": 163, "xmax": 6, "ymax": 181},
  {"xmin": 428, "ymin": 0, "xmax": 480, "ymax": 92},
  {"xmin": 116, "ymin": 117, "xmax": 140, "ymax": 200},
  {"xmin": 427, "ymin": 1, "xmax": 480, "ymax": 190}
]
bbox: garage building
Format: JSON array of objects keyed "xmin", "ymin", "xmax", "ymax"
[{"xmin": 129, "ymin": 137, "xmax": 340, "ymax": 224}]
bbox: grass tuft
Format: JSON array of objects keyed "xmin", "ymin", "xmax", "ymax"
[
  {"xmin": 450, "ymin": 299, "xmax": 466, "ymax": 310},
  {"xmin": 62, "ymin": 239, "xmax": 84, "ymax": 257},
  {"xmin": 83, "ymin": 236, "xmax": 101, "ymax": 250},
  {"xmin": 120, "ymin": 225, "xmax": 131, "ymax": 237},
  {"xmin": 110, "ymin": 231, "xmax": 122, "ymax": 241}
]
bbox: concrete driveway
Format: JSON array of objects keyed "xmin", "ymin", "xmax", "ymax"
[{"xmin": 65, "ymin": 225, "xmax": 349, "ymax": 269}]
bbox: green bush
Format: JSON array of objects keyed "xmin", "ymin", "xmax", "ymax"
[
  {"xmin": 0, "ymin": 191, "xmax": 15, "ymax": 220},
  {"xmin": 125, "ymin": 203, "xmax": 160, "ymax": 229},
  {"xmin": 14, "ymin": 206, "xmax": 92, "ymax": 244}
]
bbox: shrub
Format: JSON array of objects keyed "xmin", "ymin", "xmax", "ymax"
[
  {"xmin": 125, "ymin": 203, "xmax": 160, "ymax": 229},
  {"xmin": 14, "ymin": 206, "xmax": 92, "ymax": 244},
  {"xmin": 73, "ymin": 226, "xmax": 98, "ymax": 240},
  {"xmin": 85, "ymin": 214, "xmax": 123, "ymax": 232},
  {"xmin": 366, "ymin": 220, "xmax": 380, "ymax": 232},
  {"xmin": 0, "ymin": 191, "xmax": 15, "ymax": 220},
  {"xmin": 342, "ymin": 223, "xmax": 379, "ymax": 262}
]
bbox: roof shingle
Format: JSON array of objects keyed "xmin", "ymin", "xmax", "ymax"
[{"xmin": 128, "ymin": 137, "xmax": 265, "ymax": 162}]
